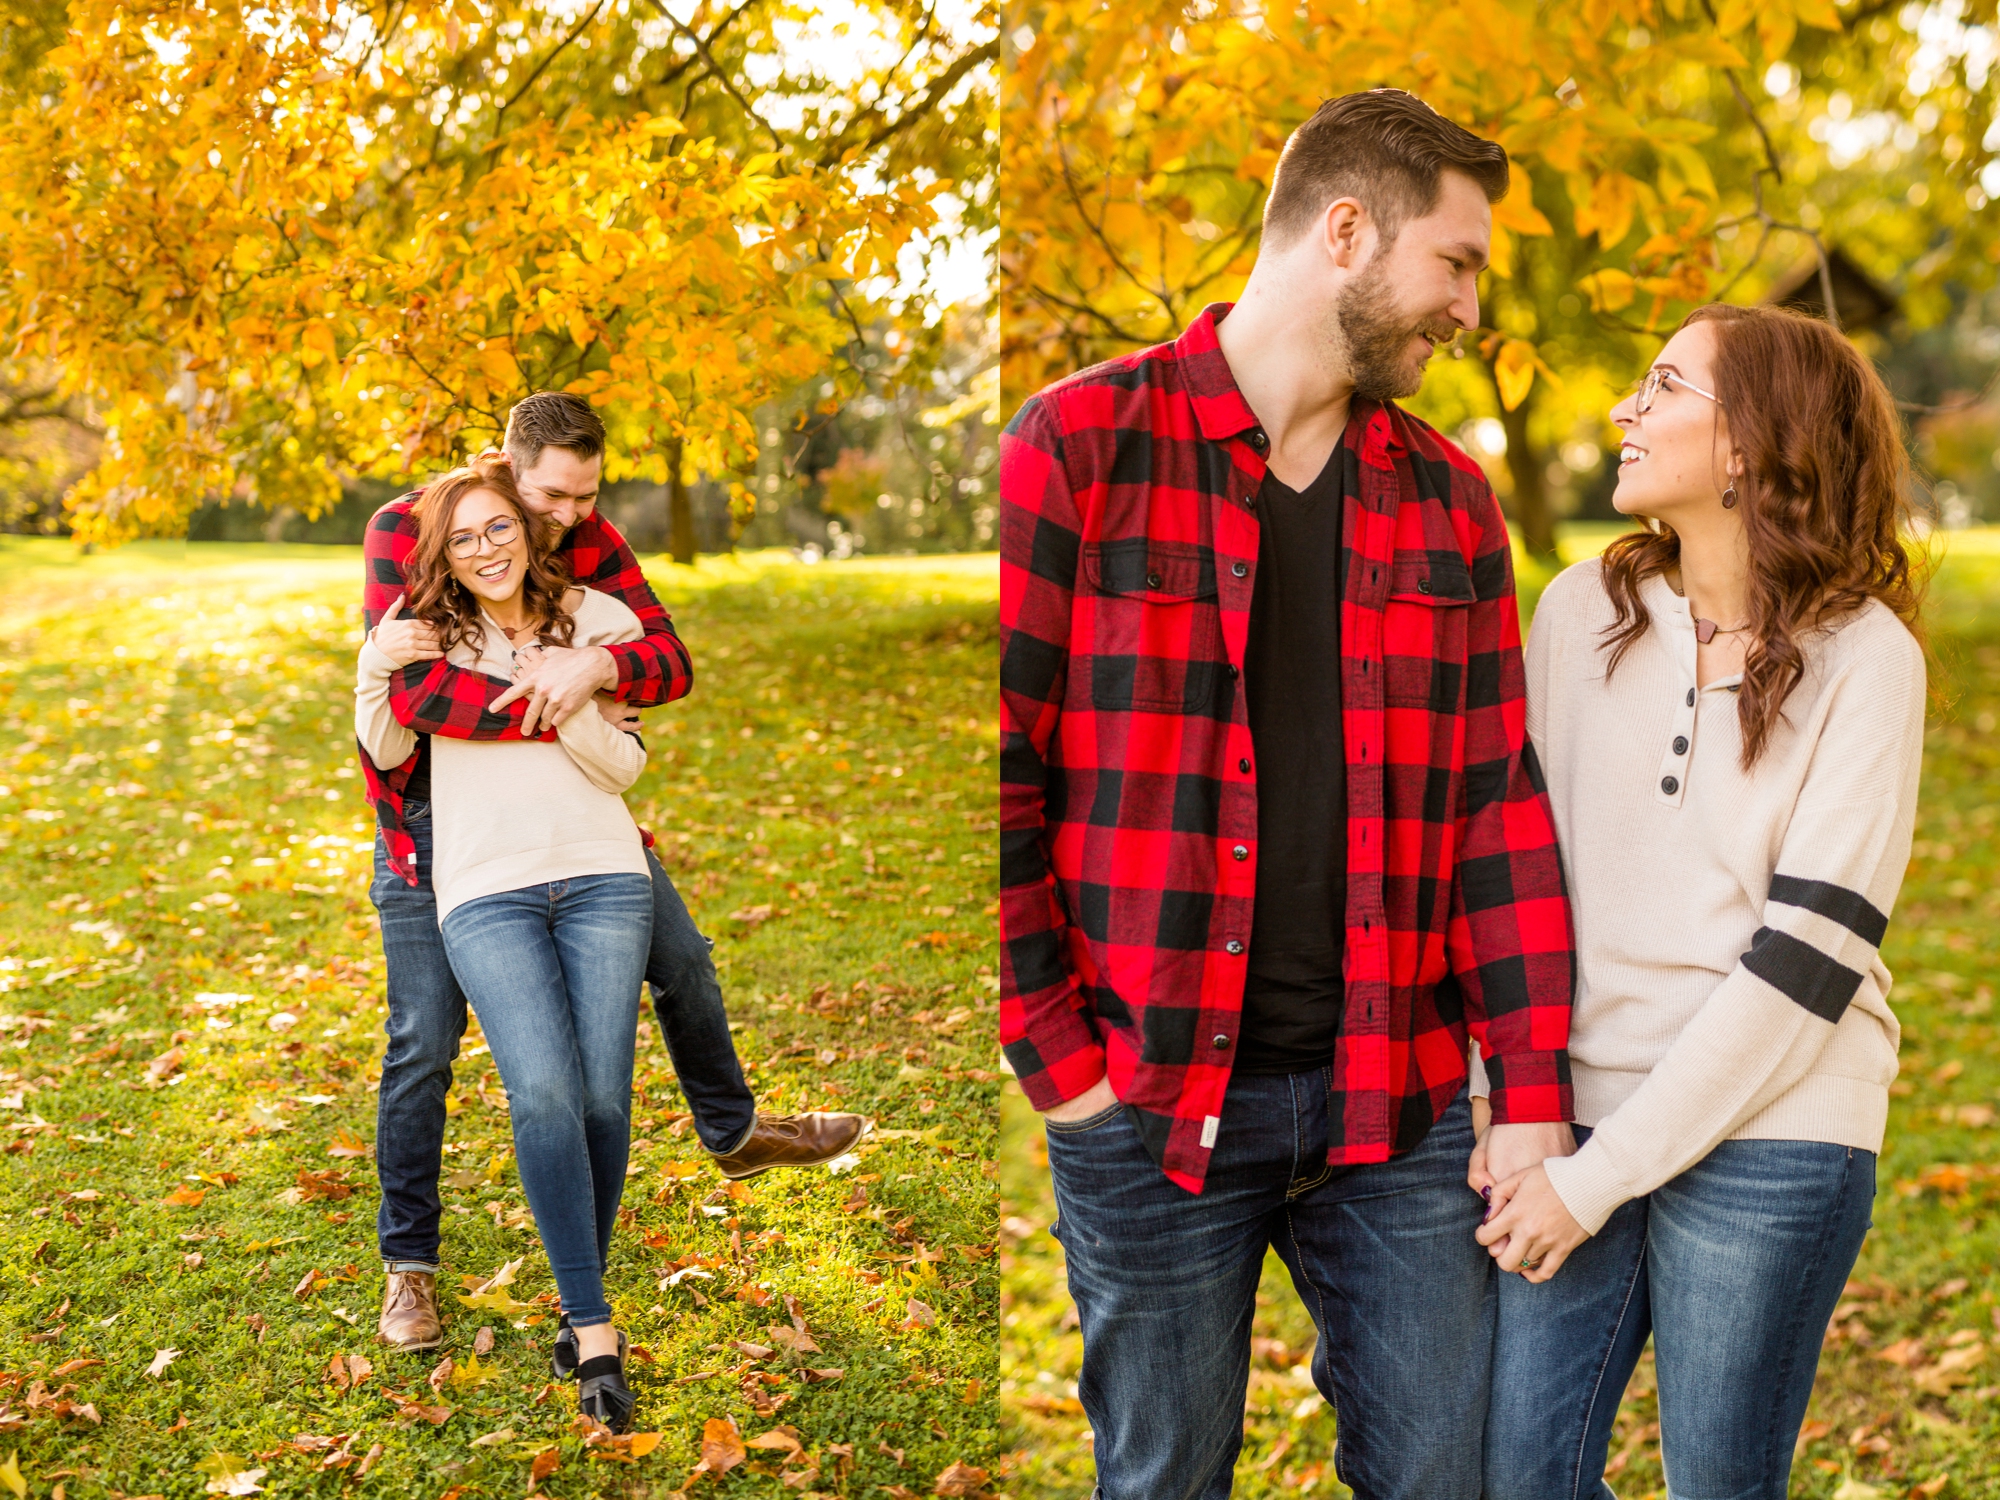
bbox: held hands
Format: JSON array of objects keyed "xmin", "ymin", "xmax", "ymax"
[
  {"xmin": 1476, "ymin": 1165, "xmax": 1590, "ymax": 1284},
  {"xmin": 1466, "ymin": 1104, "xmax": 1582, "ymax": 1281},
  {"xmin": 369, "ymin": 595, "xmax": 444, "ymax": 669},
  {"xmin": 490, "ymin": 643, "xmax": 619, "ymax": 734}
]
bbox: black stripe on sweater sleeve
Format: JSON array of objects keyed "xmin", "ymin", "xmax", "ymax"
[
  {"xmin": 1767, "ymin": 874, "xmax": 1889, "ymax": 947},
  {"xmin": 1741, "ymin": 926, "xmax": 1865, "ymax": 1023}
]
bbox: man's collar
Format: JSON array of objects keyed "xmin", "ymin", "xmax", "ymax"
[{"xmin": 1178, "ymin": 302, "xmax": 1408, "ymax": 465}]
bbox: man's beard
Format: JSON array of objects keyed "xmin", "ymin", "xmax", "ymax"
[{"xmin": 1335, "ymin": 258, "xmax": 1456, "ymax": 402}]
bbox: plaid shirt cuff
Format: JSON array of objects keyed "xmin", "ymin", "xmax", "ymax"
[
  {"xmin": 1482, "ymin": 1049, "xmax": 1574, "ymax": 1124},
  {"xmin": 1003, "ymin": 1008, "xmax": 1107, "ymax": 1112}
]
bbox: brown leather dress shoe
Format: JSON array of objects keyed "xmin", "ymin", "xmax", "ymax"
[
  {"xmin": 378, "ymin": 1269, "xmax": 443, "ymax": 1351},
  {"xmin": 710, "ymin": 1111, "xmax": 870, "ymax": 1180}
]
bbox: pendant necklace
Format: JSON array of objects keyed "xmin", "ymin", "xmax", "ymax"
[{"xmin": 1665, "ymin": 571, "xmax": 1749, "ymax": 645}]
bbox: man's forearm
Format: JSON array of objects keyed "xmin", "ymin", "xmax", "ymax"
[{"xmin": 387, "ymin": 659, "xmax": 551, "ymax": 741}]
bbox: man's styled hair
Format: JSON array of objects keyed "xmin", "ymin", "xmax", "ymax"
[
  {"xmin": 1262, "ymin": 89, "xmax": 1510, "ymax": 250},
  {"xmin": 503, "ymin": 391, "xmax": 606, "ymax": 472}
]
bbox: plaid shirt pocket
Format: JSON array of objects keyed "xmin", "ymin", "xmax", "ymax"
[
  {"xmin": 1082, "ymin": 538, "xmax": 1229, "ymax": 715},
  {"xmin": 1384, "ymin": 550, "xmax": 1476, "ymax": 711}
]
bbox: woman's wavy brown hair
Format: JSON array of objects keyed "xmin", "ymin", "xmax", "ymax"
[
  {"xmin": 1599, "ymin": 302, "xmax": 1926, "ymax": 767},
  {"xmin": 404, "ymin": 456, "xmax": 576, "ymax": 658}
]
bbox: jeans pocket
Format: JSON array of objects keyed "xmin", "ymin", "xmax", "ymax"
[
  {"xmin": 1044, "ymin": 1100, "xmax": 1125, "ymax": 1136},
  {"xmin": 402, "ymin": 799, "xmax": 431, "ymax": 822}
]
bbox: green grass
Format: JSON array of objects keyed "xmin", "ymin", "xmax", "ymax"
[
  {"xmin": 0, "ymin": 541, "xmax": 1001, "ymax": 1499},
  {"xmin": 1000, "ymin": 525, "xmax": 2000, "ymax": 1498}
]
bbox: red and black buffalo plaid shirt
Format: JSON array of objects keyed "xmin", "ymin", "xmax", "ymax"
[
  {"xmin": 999, "ymin": 304, "xmax": 1574, "ymax": 1193},
  {"xmin": 359, "ymin": 498, "xmax": 694, "ymax": 885}
]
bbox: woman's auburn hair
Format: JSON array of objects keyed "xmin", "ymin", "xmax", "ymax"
[
  {"xmin": 404, "ymin": 455, "xmax": 577, "ymax": 658},
  {"xmin": 1598, "ymin": 301, "xmax": 1927, "ymax": 767}
]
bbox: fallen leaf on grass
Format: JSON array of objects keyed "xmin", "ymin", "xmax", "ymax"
[
  {"xmin": 527, "ymin": 1447, "xmax": 560, "ymax": 1493},
  {"xmin": 448, "ymin": 1351, "xmax": 500, "ymax": 1389},
  {"xmin": 385, "ymin": 1392, "xmax": 452, "ymax": 1427},
  {"xmin": 0, "ymin": 1454, "xmax": 21, "ymax": 1500},
  {"xmin": 325, "ymin": 1354, "xmax": 372, "ymax": 1392},
  {"xmin": 144, "ymin": 1349, "xmax": 180, "ymax": 1378},
  {"xmin": 687, "ymin": 1416, "xmax": 746, "ymax": 1481},
  {"xmin": 161, "ymin": 1185, "xmax": 206, "ymax": 1208},
  {"xmin": 797, "ymin": 1367, "xmax": 845, "ymax": 1383},
  {"xmin": 932, "ymin": 1462, "xmax": 991, "ymax": 1496},
  {"xmin": 146, "ymin": 1047, "xmax": 184, "ymax": 1082},
  {"xmin": 277, "ymin": 1168, "xmax": 353, "ymax": 1206},
  {"xmin": 765, "ymin": 1324, "xmax": 821, "ymax": 1354},
  {"xmin": 899, "ymin": 1297, "xmax": 937, "ymax": 1331},
  {"xmin": 427, "ymin": 1357, "xmax": 453, "ymax": 1392},
  {"xmin": 747, "ymin": 1427, "xmax": 804, "ymax": 1458},
  {"xmin": 1914, "ymin": 1476, "xmax": 1952, "ymax": 1497},
  {"xmin": 472, "ymin": 1325, "xmax": 495, "ymax": 1355},
  {"xmin": 469, "ymin": 1429, "xmax": 516, "ymax": 1448},
  {"xmin": 326, "ymin": 1129, "xmax": 370, "ymax": 1159},
  {"xmin": 1874, "ymin": 1338, "xmax": 1924, "ymax": 1368},
  {"xmin": 1830, "ymin": 1481, "xmax": 1882, "ymax": 1500},
  {"xmin": 197, "ymin": 1453, "xmax": 265, "ymax": 1496},
  {"xmin": 51, "ymin": 1360, "xmax": 102, "ymax": 1378},
  {"xmin": 292, "ymin": 1268, "xmax": 327, "ymax": 1300}
]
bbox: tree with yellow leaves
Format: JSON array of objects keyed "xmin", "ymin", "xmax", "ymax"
[
  {"xmin": 1003, "ymin": 0, "xmax": 1997, "ymax": 554},
  {"xmin": 0, "ymin": 0, "xmax": 994, "ymax": 544}
]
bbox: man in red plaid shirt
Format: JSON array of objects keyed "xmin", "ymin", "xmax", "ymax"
[
  {"xmin": 1001, "ymin": 92, "xmax": 1577, "ymax": 1496},
  {"xmin": 362, "ymin": 392, "xmax": 865, "ymax": 1352}
]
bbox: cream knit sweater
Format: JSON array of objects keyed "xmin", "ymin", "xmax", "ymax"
[
  {"xmin": 1478, "ymin": 560, "xmax": 1925, "ymax": 1235},
  {"xmin": 354, "ymin": 586, "xmax": 651, "ymax": 923}
]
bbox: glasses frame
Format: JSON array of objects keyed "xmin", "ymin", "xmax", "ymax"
[
  {"xmin": 446, "ymin": 516, "xmax": 522, "ymax": 560},
  {"xmin": 1634, "ymin": 367, "xmax": 1723, "ymax": 416}
]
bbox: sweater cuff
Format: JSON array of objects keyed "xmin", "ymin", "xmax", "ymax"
[
  {"xmin": 1541, "ymin": 1138, "xmax": 1633, "ymax": 1236},
  {"xmin": 358, "ymin": 636, "xmax": 404, "ymax": 679}
]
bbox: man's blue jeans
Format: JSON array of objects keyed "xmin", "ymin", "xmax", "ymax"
[
  {"xmin": 369, "ymin": 806, "xmax": 756, "ymax": 1268},
  {"xmin": 1485, "ymin": 1129, "xmax": 1874, "ymax": 1500},
  {"xmin": 439, "ymin": 872, "xmax": 652, "ymax": 1327},
  {"xmin": 1045, "ymin": 1073, "xmax": 1492, "ymax": 1500}
]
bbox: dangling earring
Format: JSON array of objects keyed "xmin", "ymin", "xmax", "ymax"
[{"xmin": 1721, "ymin": 483, "xmax": 1739, "ymax": 510}]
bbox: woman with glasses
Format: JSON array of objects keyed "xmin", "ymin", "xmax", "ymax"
[
  {"xmin": 1469, "ymin": 304, "xmax": 1926, "ymax": 1498},
  {"xmin": 355, "ymin": 455, "xmax": 651, "ymax": 1430}
]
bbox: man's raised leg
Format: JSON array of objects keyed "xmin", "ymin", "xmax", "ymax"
[
  {"xmin": 639, "ymin": 844, "xmax": 866, "ymax": 1177},
  {"xmin": 370, "ymin": 806, "xmax": 465, "ymax": 1350}
]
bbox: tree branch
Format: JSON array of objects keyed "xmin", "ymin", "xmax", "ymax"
[
  {"xmin": 816, "ymin": 39, "xmax": 997, "ymax": 167},
  {"xmin": 643, "ymin": 0, "xmax": 783, "ymax": 152},
  {"xmin": 496, "ymin": 0, "xmax": 607, "ymax": 121}
]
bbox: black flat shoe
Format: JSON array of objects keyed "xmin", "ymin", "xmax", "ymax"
[
  {"xmin": 575, "ymin": 1331, "xmax": 633, "ymax": 1433},
  {"xmin": 552, "ymin": 1314, "xmax": 577, "ymax": 1380}
]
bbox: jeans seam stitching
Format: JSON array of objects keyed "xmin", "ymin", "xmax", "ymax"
[
  {"xmin": 1756, "ymin": 1148, "xmax": 1851, "ymax": 1486},
  {"xmin": 1571, "ymin": 1218, "xmax": 1649, "ymax": 1500},
  {"xmin": 1282, "ymin": 1203, "xmax": 1347, "ymax": 1487}
]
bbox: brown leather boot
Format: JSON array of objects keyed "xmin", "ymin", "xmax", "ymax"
[
  {"xmin": 377, "ymin": 1269, "xmax": 443, "ymax": 1351},
  {"xmin": 710, "ymin": 1111, "xmax": 871, "ymax": 1180}
]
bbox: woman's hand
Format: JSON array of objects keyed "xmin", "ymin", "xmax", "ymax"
[
  {"xmin": 370, "ymin": 595, "xmax": 444, "ymax": 669},
  {"xmin": 593, "ymin": 692, "xmax": 642, "ymax": 733},
  {"xmin": 1475, "ymin": 1165, "xmax": 1590, "ymax": 1283},
  {"xmin": 1467, "ymin": 1096, "xmax": 1494, "ymax": 1195}
]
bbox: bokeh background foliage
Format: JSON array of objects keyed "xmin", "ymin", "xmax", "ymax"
[{"xmin": 1001, "ymin": 0, "xmax": 2000, "ymax": 554}]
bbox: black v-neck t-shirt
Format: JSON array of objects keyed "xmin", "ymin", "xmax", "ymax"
[{"xmin": 1236, "ymin": 450, "xmax": 1348, "ymax": 1074}]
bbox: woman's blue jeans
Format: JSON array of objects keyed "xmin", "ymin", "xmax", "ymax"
[
  {"xmin": 1486, "ymin": 1128, "xmax": 1875, "ymax": 1500},
  {"xmin": 440, "ymin": 873, "xmax": 652, "ymax": 1328}
]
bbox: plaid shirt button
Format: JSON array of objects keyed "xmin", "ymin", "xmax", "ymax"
[
  {"xmin": 1248, "ymin": 428, "xmax": 1268, "ymax": 452},
  {"xmin": 1212, "ymin": 1034, "xmax": 1231, "ymax": 1049},
  {"xmin": 1232, "ymin": 845, "xmax": 1248, "ymax": 860},
  {"xmin": 1232, "ymin": 561, "xmax": 1248, "ymax": 578},
  {"xmin": 1225, "ymin": 940, "xmax": 1244, "ymax": 955}
]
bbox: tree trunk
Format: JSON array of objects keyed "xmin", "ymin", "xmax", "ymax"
[
  {"xmin": 667, "ymin": 438, "xmax": 696, "ymax": 565},
  {"xmin": 1496, "ymin": 395, "xmax": 1558, "ymax": 561}
]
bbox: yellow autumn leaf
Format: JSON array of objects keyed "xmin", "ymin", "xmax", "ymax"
[
  {"xmin": 1490, "ymin": 175, "xmax": 1552, "ymax": 237},
  {"xmin": 0, "ymin": 1451, "xmax": 23, "ymax": 1500},
  {"xmin": 1493, "ymin": 339, "xmax": 1538, "ymax": 411},
  {"xmin": 1585, "ymin": 173, "xmax": 1637, "ymax": 250},
  {"xmin": 1577, "ymin": 268, "xmax": 1636, "ymax": 313},
  {"xmin": 1793, "ymin": 0, "xmax": 1843, "ymax": 30}
]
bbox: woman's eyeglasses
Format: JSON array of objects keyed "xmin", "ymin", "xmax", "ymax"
[
  {"xmin": 1634, "ymin": 367, "xmax": 1723, "ymax": 415},
  {"xmin": 446, "ymin": 516, "xmax": 520, "ymax": 559}
]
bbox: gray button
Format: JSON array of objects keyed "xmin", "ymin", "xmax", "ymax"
[
  {"xmin": 1226, "ymin": 664, "xmax": 1240, "ymax": 679},
  {"xmin": 1213, "ymin": 1034, "xmax": 1231, "ymax": 1049},
  {"xmin": 1418, "ymin": 578, "xmax": 1432, "ymax": 594},
  {"xmin": 1661, "ymin": 776, "xmax": 1680, "ymax": 795},
  {"xmin": 1672, "ymin": 736, "xmax": 1689, "ymax": 755},
  {"xmin": 1248, "ymin": 429, "xmax": 1268, "ymax": 451},
  {"xmin": 1232, "ymin": 845, "xmax": 1248, "ymax": 861},
  {"xmin": 1232, "ymin": 561, "xmax": 1249, "ymax": 578},
  {"xmin": 1146, "ymin": 571, "xmax": 1163, "ymax": 589},
  {"xmin": 1238, "ymin": 758, "xmax": 1251, "ymax": 773},
  {"xmin": 1685, "ymin": 688, "xmax": 1695, "ymax": 707},
  {"xmin": 1225, "ymin": 940, "xmax": 1244, "ymax": 955}
]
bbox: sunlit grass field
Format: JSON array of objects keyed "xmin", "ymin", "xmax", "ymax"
[
  {"xmin": 1000, "ymin": 526, "xmax": 2000, "ymax": 1498},
  {"xmin": 0, "ymin": 541, "xmax": 1000, "ymax": 1499}
]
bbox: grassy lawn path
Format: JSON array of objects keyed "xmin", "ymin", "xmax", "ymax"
[
  {"xmin": 0, "ymin": 542, "xmax": 1001, "ymax": 1500},
  {"xmin": 1000, "ymin": 528, "xmax": 2000, "ymax": 1499}
]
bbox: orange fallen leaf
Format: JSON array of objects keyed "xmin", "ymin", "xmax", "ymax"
[
  {"xmin": 1874, "ymin": 1338, "xmax": 1925, "ymax": 1368},
  {"xmin": 472, "ymin": 1327, "xmax": 494, "ymax": 1356},
  {"xmin": 161, "ymin": 1185, "xmax": 207, "ymax": 1208},
  {"xmin": 747, "ymin": 1427, "xmax": 804, "ymax": 1457},
  {"xmin": 700, "ymin": 1416, "xmax": 747, "ymax": 1474},
  {"xmin": 52, "ymin": 1359, "xmax": 103, "ymax": 1377},
  {"xmin": 933, "ymin": 1461, "xmax": 991, "ymax": 1496},
  {"xmin": 798, "ymin": 1367, "xmax": 846, "ymax": 1382},
  {"xmin": 326, "ymin": 1129, "xmax": 370, "ymax": 1159},
  {"xmin": 527, "ymin": 1448, "xmax": 560, "ymax": 1492},
  {"xmin": 899, "ymin": 1297, "xmax": 937, "ymax": 1331}
]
